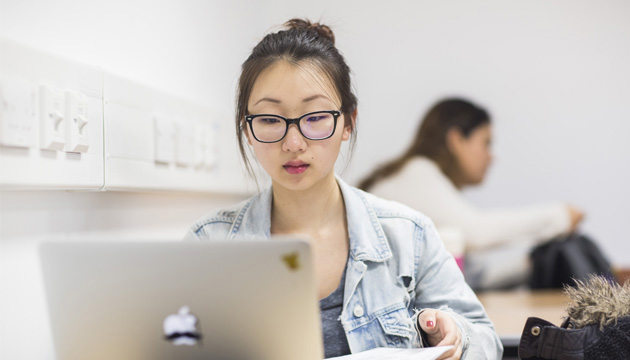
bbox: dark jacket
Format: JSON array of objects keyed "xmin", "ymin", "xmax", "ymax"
[{"xmin": 519, "ymin": 316, "xmax": 630, "ymax": 359}]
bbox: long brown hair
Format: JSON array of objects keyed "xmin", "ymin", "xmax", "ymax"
[
  {"xmin": 236, "ymin": 18, "xmax": 358, "ymax": 179},
  {"xmin": 358, "ymin": 98, "xmax": 490, "ymax": 191}
]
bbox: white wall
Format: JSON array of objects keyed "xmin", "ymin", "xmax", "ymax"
[
  {"xmin": 263, "ymin": 0, "xmax": 630, "ymax": 267},
  {"xmin": 2, "ymin": 0, "xmax": 630, "ymax": 359}
]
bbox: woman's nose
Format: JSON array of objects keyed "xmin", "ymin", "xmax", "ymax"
[{"xmin": 281, "ymin": 124, "xmax": 307, "ymax": 152}]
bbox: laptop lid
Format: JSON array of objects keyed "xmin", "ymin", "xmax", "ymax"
[{"xmin": 40, "ymin": 240, "xmax": 323, "ymax": 360}]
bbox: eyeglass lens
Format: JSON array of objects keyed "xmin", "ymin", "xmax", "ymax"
[{"xmin": 251, "ymin": 112, "xmax": 336, "ymax": 142}]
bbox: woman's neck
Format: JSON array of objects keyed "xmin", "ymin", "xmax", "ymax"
[
  {"xmin": 270, "ymin": 176, "xmax": 345, "ymax": 236},
  {"xmin": 435, "ymin": 158, "xmax": 466, "ymax": 190},
  {"xmin": 450, "ymin": 176, "xmax": 466, "ymax": 190}
]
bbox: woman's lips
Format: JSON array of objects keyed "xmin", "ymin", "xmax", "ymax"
[{"xmin": 283, "ymin": 162, "xmax": 309, "ymax": 175}]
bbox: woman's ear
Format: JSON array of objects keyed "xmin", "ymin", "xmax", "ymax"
[
  {"xmin": 446, "ymin": 127, "xmax": 464, "ymax": 154},
  {"xmin": 342, "ymin": 108, "xmax": 358, "ymax": 141}
]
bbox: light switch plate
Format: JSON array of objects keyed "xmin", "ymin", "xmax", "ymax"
[
  {"xmin": 203, "ymin": 122, "xmax": 217, "ymax": 170},
  {"xmin": 0, "ymin": 77, "xmax": 37, "ymax": 148},
  {"xmin": 64, "ymin": 91, "xmax": 89, "ymax": 153},
  {"xmin": 39, "ymin": 85, "xmax": 66, "ymax": 151},
  {"xmin": 154, "ymin": 115, "xmax": 175, "ymax": 164},
  {"xmin": 175, "ymin": 120, "xmax": 195, "ymax": 167},
  {"xmin": 194, "ymin": 122, "xmax": 208, "ymax": 168}
]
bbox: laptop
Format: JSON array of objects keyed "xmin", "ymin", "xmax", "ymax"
[{"xmin": 39, "ymin": 240, "xmax": 323, "ymax": 360}]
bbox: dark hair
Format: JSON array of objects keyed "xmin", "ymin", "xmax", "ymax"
[
  {"xmin": 358, "ymin": 98, "xmax": 490, "ymax": 191},
  {"xmin": 236, "ymin": 18, "xmax": 358, "ymax": 178}
]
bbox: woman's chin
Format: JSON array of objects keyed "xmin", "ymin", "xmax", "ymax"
[{"xmin": 463, "ymin": 176, "xmax": 485, "ymax": 187}]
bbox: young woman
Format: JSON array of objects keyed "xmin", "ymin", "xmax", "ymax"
[
  {"xmin": 185, "ymin": 20, "xmax": 502, "ymax": 359},
  {"xmin": 359, "ymin": 98, "xmax": 584, "ymax": 290}
]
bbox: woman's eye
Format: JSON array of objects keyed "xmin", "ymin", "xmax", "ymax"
[
  {"xmin": 306, "ymin": 116, "xmax": 324, "ymax": 122},
  {"xmin": 259, "ymin": 117, "xmax": 280, "ymax": 124}
]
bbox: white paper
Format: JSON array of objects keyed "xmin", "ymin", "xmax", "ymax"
[{"xmin": 328, "ymin": 346, "xmax": 454, "ymax": 360}]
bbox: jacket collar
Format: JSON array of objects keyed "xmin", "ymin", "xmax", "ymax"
[
  {"xmin": 229, "ymin": 176, "xmax": 392, "ymax": 262},
  {"xmin": 227, "ymin": 185, "xmax": 273, "ymax": 240},
  {"xmin": 336, "ymin": 176, "xmax": 392, "ymax": 262}
]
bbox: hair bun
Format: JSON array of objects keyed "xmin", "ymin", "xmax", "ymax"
[{"xmin": 284, "ymin": 18, "xmax": 335, "ymax": 45}]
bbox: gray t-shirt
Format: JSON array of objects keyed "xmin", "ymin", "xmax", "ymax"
[{"xmin": 319, "ymin": 265, "xmax": 351, "ymax": 358}]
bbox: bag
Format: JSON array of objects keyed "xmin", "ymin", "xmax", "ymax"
[
  {"xmin": 519, "ymin": 316, "xmax": 630, "ymax": 359},
  {"xmin": 520, "ymin": 275, "xmax": 630, "ymax": 359},
  {"xmin": 529, "ymin": 233, "xmax": 615, "ymax": 289}
]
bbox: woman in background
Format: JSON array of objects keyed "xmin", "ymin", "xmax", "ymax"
[
  {"xmin": 185, "ymin": 21, "xmax": 501, "ymax": 359},
  {"xmin": 359, "ymin": 98, "xmax": 584, "ymax": 290}
]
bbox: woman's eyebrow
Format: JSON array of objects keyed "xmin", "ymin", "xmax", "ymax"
[
  {"xmin": 253, "ymin": 97, "xmax": 281, "ymax": 106},
  {"xmin": 253, "ymin": 94, "xmax": 331, "ymax": 106},
  {"xmin": 303, "ymin": 94, "xmax": 330, "ymax": 103}
]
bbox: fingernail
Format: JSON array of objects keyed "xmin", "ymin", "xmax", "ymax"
[{"xmin": 427, "ymin": 320, "xmax": 434, "ymax": 327}]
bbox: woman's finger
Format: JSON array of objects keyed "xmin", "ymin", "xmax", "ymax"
[
  {"xmin": 418, "ymin": 309, "xmax": 440, "ymax": 337},
  {"xmin": 435, "ymin": 315, "xmax": 458, "ymax": 347},
  {"xmin": 434, "ymin": 311, "xmax": 462, "ymax": 360},
  {"xmin": 419, "ymin": 310, "xmax": 462, "ymax": 359},
  {"xmin": 420, "ymin": 309, "xmax": 451, "ymax": 347},
  {"xmin": 435, "ymin": 337, "xmax": 461, "ymax": 360}
]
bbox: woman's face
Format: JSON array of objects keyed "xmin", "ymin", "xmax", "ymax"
[
  {"xmin": 450, "ymin": 124, "xmax": 493, "ymax": 186},
  {"xmin": 245, "ymin": 61, "xmax": 351, "ymax": 192}
]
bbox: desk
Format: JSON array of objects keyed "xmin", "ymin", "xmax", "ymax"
[{"xmin": 477, "ymin": 290, "xmax": 569, "ymax": 358}]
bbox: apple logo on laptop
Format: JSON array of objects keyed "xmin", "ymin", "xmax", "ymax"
[{"xmin": 163, "ymin": 306, "xmax": 202, "ymax": 346}]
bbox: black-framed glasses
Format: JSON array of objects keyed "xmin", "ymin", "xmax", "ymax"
[{"xmin": 245, "ymin": 110, "xmax": 341, "ymax": 143}]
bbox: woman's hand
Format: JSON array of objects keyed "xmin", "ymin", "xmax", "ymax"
[{"xmin": 418, "ymin": 309, "xmax": 462, "ymax": 360}]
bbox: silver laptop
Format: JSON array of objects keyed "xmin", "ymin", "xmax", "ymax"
[{"xmin": 40, "ymin": 240, "xmax": 323, "ymax": 360}]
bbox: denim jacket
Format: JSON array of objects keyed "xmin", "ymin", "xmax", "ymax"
[{"xmin": 184, "ymin": 177, "xmax": 503, "ymax": 359}]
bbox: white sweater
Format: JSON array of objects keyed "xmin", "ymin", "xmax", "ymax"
[{"xmin": 368, "ymin": 156, "xmax": 570, "ymax": 289}]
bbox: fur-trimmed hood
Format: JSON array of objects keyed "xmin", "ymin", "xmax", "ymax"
[{"xmin": 565, "ymin": 275, "xmax": 630, "ymax": 331}]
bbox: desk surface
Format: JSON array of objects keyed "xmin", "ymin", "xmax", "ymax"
[{"xmin": 477, "ymin": 290, "xmax": 569, "ymax": 345}]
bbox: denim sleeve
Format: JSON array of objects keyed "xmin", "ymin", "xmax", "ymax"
[
  {"xmin": 181, "ymin": 215, "xmax": 235, "ymax": 242},
  {"xmin": 183, "ymin": 228, "xmax": 203, "ymax": 242},
  {"xmin": 413, "ymin": 217, "xmax": 503, "ymax": 359}
]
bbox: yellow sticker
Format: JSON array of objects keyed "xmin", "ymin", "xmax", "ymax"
[{"xmin": 282, "ymin": 252, "xmax": 300, "ymax": 271}]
